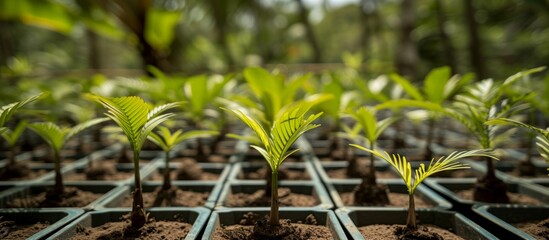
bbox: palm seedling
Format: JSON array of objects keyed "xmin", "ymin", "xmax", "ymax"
[
  {"xmin": 378, "ymin": 67, "xmax": 545, "ymax": 203},
  {"xmin": 388, "ymin": 66, "xmax": 472, "ymax": 159},
  {"xmin": 179, "ymin": 74, "xmax": 232, "ymax": 161},
  {"xmin": 344, "ymin": 106, "xmax": 399, "ymax": 205},
  {"xmin": 0, "ymin": 93, "xmax": 43, "ymax": 179},
  {"xmin": 147, "ymin": 125, "xmax": 216, "ymax": 205},
  {"xmin": 0, "ymin": 93, "xmax": 43, "ymax": 134},
  {"xmin": 485, "ymin": 118, "xmax": 549, "ymax": 175},
  {"xmin": 0, "ymin": 121, "xmax": 29, "ymax": 179},
  {"xmin": 27, "ymin": 118, "xmax": 108, "ymax": 201},
  {"xmin": 91, "ymin": 95, "xmax": 181, "ymax": 229},
  {"xmin": 315, "ymin": 74, "xmax": 359, "ymax": 159},
  {"xmin": 223, "ymin": 104, "xmax": 322, "ymax": 238},
  {"xmin": 351, "ymin": 146, "xmax": 497, "ymax": 236}
]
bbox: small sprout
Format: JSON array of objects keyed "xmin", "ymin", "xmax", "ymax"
[
  {"xmin": 223, "ymin": 103, "xmax": 322, "ymax": 229},
  {"xmin": 351, "ymin": 145, "xmax": 497, "ymax": 230},
  {"xmin": 92, "ymin": 95, "xmax": 182, "ymax": 229},
  {"xmin": 28, "ymin": 118, "xmax": 108, "ymax": 196}
]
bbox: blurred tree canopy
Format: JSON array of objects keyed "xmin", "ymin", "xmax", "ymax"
[{"xmin": 0, "ymin": 0, "xmax": 547, "ymax": 79}]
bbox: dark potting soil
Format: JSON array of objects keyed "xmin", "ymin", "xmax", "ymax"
[
  {"xmin": 455, "ymin": 189, "xmax": 542, "ymax": 204},
  {"xmin": 120, "ymin": 187, "xmax": 208, "ymax": 207},
  {"xmin": 64, "ymin": 166, "xmax": 134, "ymax": 181},
  {"xmin": 326, "ymin": 168, "xmax": 396, "ymax": 179},
  {"xmin": 515, "ymin": 217, "xmax": 549, "ymax": 240},
  {"xmin": 148, "ymin": 159, "xmax": 219, "ymax": 181},
  {"xmin": 213, "ymin": 212, "xmax": 333, "ymax": 240},
  {"xmin": 0, "ymin": 219, "xmax": 49, "ymax": 240},
  {"xmin": 70, "ymin": 215, "xmax": 193, "ymax": 240},
  {"xmin": 148, "ymin": 169, "xmax": 219, "ymax": 181},
  {"xmin": 340, "ymin": 192, "xmax": 433, "ymax": 207},
  {"xmin": 6, "ymin": 186, "xmax": 102, "ymax": 208},
  {"xmin": 0, "ymin": 164, "xmax": 48, "ymax": 181},
  {"xmin": 238, "ymin": 166, "xmax": 310, "ymax": 180},
  {"xmin": 177, "ymin": 149, "xmax": 227, "ymax": 163},
  {"xmin": 359, "ymin": 224, "xmax": 464, "ymax": 240},
  {"xmin": 225, "ymin": 188, "xmax": 317, "ymax": 207}
]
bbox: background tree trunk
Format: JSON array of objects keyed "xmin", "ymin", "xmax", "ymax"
[
  {"xmin": 464, "ymin": 0, "xmax": 486, "ymax": 79},
  {"xmin": 395, "ymin": 0, "xmax": 418, "ymax": 80},
  {"xmin": 435, "ymin": 0, "xmax": 457, "ymax": 72},
  {"xmin": 208, "ymin": 0, "xmax": 235, "ymax": 69},
  {"xmin": 295, "ymin": 0, "xmax": 323, "ymax": 63}
]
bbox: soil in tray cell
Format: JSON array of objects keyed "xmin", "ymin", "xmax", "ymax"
[
  {"xmin": 0, "ymin": 219, "xmax": 49, "ymax": 240},
  {"xmin": 120, "ymin": 187, "xmax": 209, "ymax": 207},
  {"xmin": 213, "ymin": 212, "xmax": 333, "ymax": 240},
  {"xmin": 70, "ymin": 215, "xmax": 193, "ymax": 240},
  {"xmin": 515, "ymin": 218, "xmax": 549, "ymax": 240},
  {"xmin": 6, "ymin": 186, "xmax": 102, "ymax": 208},
  {"xmin": 225, "ymin": 188, "xmax": 317, "ymax": 207},
  {"xmin": 359, "ymin": 224, "xmax": 464, "ymax": 240}
]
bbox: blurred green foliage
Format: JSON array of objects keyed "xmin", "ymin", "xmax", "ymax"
[{"xmin": 0, "ymin": 0, "xmax": 547, "ymax": 79}]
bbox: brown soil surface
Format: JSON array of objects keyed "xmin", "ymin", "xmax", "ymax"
[
  {"xmin": 6, "ymin": 186, "xmax": 103, "ymax": 208},
  {"xmin": 455, "ymin": 189, "xmax": 542, "ymax": 205},
  {"xmin": 238, "ymin": 166, "xmax": 310, "ymax": 180},
  {"xmin": 147, "ymin": 159, "xmax": 220, "ymax": 181},
  {"xmin": 515, "ymin": 217, "xmax": 549, "ymax": 240},
  {"xmin": 100, "ymin": 158, "xmax": 151, "ymax": 166},
  {"xmin": 70, "ymin": 216, "xmax": 193, "ymax": 240},
  {"xmin": 119, "ymin": 187, "xmax": 209, "ymax": 207},
  {"xmin": 64, "ymin": 169, "xmax": 133, "ymax": 181},
  {"xmin": 0, "ymin": 220, "xmax": 49, "ymax": 240},
  {"xmin": 359, "ymin": 224, "xmax": 464, "ymax": 240},
  {"xmin": 176, "ymin": 150, "xmax": 227, "ymax": 163},
  {"xmin": 340, "ymin": 192, "xmax": 433, "ymax": 207},
  {"xmin": 213, "ymin": 213, "xmax": 333, "ymax": 240},
  {"xmin": 0, "ymin": 166, "xmax": 48, "ymax": 181},
  {"xmin": 148, "ymin": 169, "xmax": 219, "ymax": 181},
  {"xmin": 225, "ymin": 188, "xmax": 317, "ymax": 207},
  {"xmin": 326, "ymin": 168, "xmax": 396, "ymax": 179}
]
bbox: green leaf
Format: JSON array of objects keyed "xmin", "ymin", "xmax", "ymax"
[
  {"xmin": 28, "ymin": 122, "xmax": 66, "ymax": 152},
  {"xmin": 147, "ymin": 126, "xmax": 218, "ymax": 152},
  {"xmin": 269, "ymin": 104, "xmax": 322, "ymax": 168},
  {"xmin": 66, "ymin": 118, "xmax": 109, "ymax": 141},
  {"xmin": 93, "ymin": 95, "xmax": 181, "ymax": 152},
  {"xmin": 348, "ymin": 107, "xmax": 377, "ymax": 143},
  {"xmin": 0, "ymin": 93, "xmax": 43, "ymax": 128},
  {"xmin": 145, "ymin": 7, "xmax": 182, "ymax": 50},
  {"xmin": 424, "ymin": 66, "xmax": 450, "ymax": 104},
  {"xmin": 0, "ymin": 0, "xmax": 74, "ymax": 33},
  {"xmin": 224, "ymin": 104, "xmax": 322, "ymax": 171},
  {"xmin": 184, "ymin": 75, "xmax": 208, "ymax": 119},
  {"xmin": 0, "ymin": 120, "xmax": 28, "ymax": 146},
  {"xmin": 502, "ymin": 67, "xmax": 546, "ymax": 88},
  {"xmin": 29, "ymin": 118, "xmax": 108, "ymax": 153},
  {"xmin": 389, "ymin": 73, "xmax": 423, "ymax": 101},
  {"xmin": 351, "ymin": 145, "xmax": 494, "ymax": 194}
]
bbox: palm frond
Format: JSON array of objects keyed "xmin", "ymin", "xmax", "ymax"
[
  {"xmin": 389, "ymin": 73, "xmax": 423, "ymax": 101},
  {"xmin": 93, "ymin": 96, "xmax": 150, "ymax": 149},
  {"xmin": 225, "ymin": 133, "xmax": 261, "ymax": 146},
  {"xmin": 0, "ymin": 93, "xmax": 43, "ymax": 127},
  {"xmin": 1, "ymin": 120, "xmax": 28, "ymax": 146},
  {"xmin": 66, "ymin": 118, "xmax": 109, "ymax": 141},
  {"xmin": 351, "ymin": 145, "xmax": 496, "ymax": 194},
  {"xmin": 93, "ymin": 95, "xmax": 179, "ymax": 152},
  {"xmin": 28, "ymin": 122, "xmax": 66, "ymax": 152},
  {"xmin": 350, "ymin": 144, "xmax": 413, "ymax": 191},
  {"xmin": 412, "ymin": 149, "xmax": 495, "ymax": 190},
  {"xmin": 147, "ymin": 126, "xmax": 217, "ymax": 152},
  {"xmin": 536, "ymin": 135, "xmax": 549, "ymax": 162},
  {"xmin": 224, "ymin": 104, "xmax": 321, "ymax": 171},
  {"xmin": 221, "ymin": 107, "xmax": 271, "ymax": 150},
  {"xmin": 486, "ymin": 118, "xmax": 549, "ymax": 138},
  {"xmin": 269, "ymin": 104, "xmax": 322, "ymax": 168}
]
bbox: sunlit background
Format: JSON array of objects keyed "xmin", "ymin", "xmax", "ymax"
[{"xmin": 1, "ymin": 0, "xmax": 548, "ymax": 79}]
